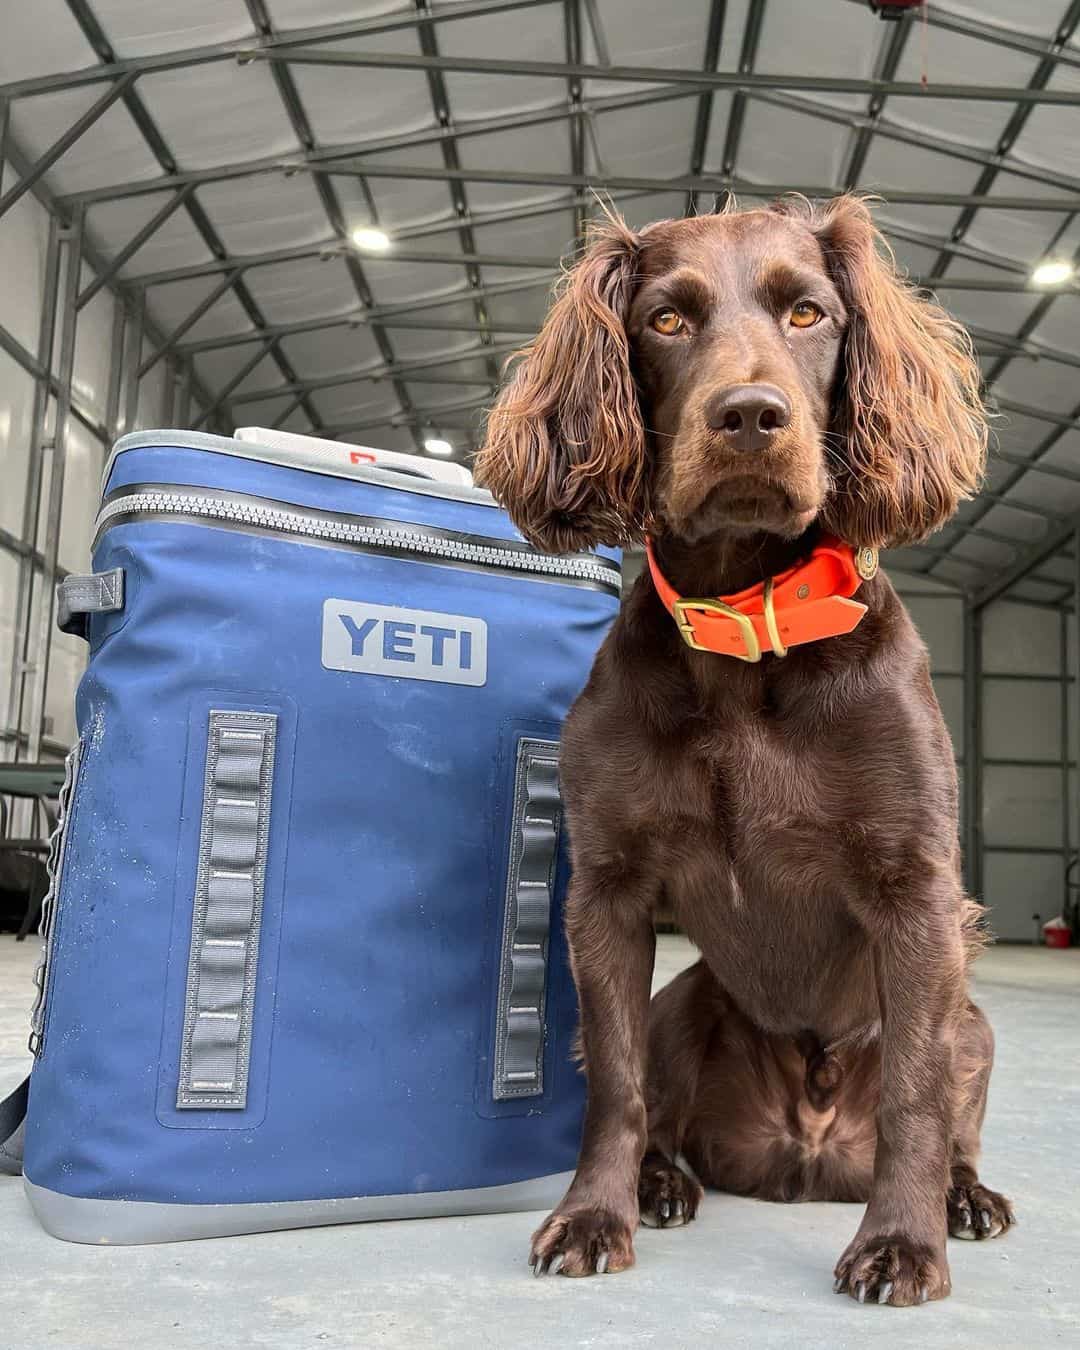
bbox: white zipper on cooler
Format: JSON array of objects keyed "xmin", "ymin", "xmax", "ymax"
[{"xmin": 96, "ymin": 489, "xmax": 621, "ymax": 592}]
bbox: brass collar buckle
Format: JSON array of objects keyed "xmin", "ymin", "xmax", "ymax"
[{"xmin": 672, "ymin": 597, "xmax": 762, "ymax": 662}]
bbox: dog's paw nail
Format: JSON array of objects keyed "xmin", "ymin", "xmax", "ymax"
[
  {"xmin": 878, "ymin": 1281, "xmax": 893, "ymax": 1305},
  {"xmin": 550, "ymin": 1255, "xmax": 564, "ymax": 1276},
  {"xmin": 596, "ymin": 1251, "xmax": 609, "ymax": 1275},
  {"xmin": 919, "ymin": 1285, "xmax": 929, "ymax": 1304},
  {"xmin": 532, "ymin": 1259, "xmax": 545, "ymax": 1278},
  {"xmin": 979, "ymin": 1209, "xmax": 992, "ymax": 1231},
  {"xmin": 659, "ymin": 1201, "xmax": 670, "ymax": 1220},
  {"xmin": 833, "ymin": 1277, "xmax": 844, "ymax": 1294},
  {"xmin": 856, "ymin": 1282, "xmax": 867, "ymax": 1304},
  {"xmin": 673, "ymin": 1200, "xmax": 683, "ymax": 1218}
]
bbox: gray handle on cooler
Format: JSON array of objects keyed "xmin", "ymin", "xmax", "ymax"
[{"xmin": 56, "ymin": 568, "xmax": 125, "ymax": 639}]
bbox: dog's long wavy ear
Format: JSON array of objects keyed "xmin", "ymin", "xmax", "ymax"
[
  {"xmin": 474, "ymin": 218, "xmax": 648, "ymax": 553},
  {"xmin": 813, "ymin": 195, "xmax": 987, "ymax": 548}
]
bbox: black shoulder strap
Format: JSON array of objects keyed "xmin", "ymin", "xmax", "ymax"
[{"xmin": 0, "ymin": 1076, "xmax": 28, "ymax": 1176}]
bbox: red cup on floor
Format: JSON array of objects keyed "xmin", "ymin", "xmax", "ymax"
[{"xmin": 1043, "ymin": 923, "xmax": 1073, "ymax": 949}]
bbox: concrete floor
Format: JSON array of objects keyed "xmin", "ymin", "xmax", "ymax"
[{"xmin": 1, "ymin": 932, "xmax": 1077, "ymax": 1350}]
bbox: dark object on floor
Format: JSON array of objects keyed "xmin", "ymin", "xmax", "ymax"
[{"xmin": 0, "ymin": 846, "xmax": 49, "ymax": 939}]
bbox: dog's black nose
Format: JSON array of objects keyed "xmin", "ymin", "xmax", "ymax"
[{"xmin": 704, "ymin": 384, "xmax": 792, "ymax": 451}]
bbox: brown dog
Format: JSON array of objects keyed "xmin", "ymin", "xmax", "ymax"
[{"xmin": 475, "ymin": 195, "xmax": 1014, "ymax": 1306}]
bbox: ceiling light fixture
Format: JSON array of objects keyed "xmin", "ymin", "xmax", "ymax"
[
  {"xmin": 1031, "ymin": 259, "xmax": 1074, "ymax": 286},
  {"xmin": 424, "ymin": 437, "xmax": 453, "ymax": 457},
  {"xmin": 351, "ymin": 226, "xmax": 391, "ymax": 251}
]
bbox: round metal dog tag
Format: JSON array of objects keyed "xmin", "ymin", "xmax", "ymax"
[{"xmin": 854, "ymin": 546, "xmax": 879, "ymax": 581}]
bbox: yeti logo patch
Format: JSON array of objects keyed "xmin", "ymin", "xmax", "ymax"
[{"xmin": 321, "ymin": 599, "xmax": 487, "ymax": 686}]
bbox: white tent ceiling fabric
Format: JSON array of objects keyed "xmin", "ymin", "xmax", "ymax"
[{"xmin": 2, "ymin": 0, "xmax": 1080, "ymax": 598}]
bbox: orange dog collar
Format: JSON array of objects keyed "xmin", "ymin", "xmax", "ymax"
[{"xmin": 645, "ymin": 537, "xmax": 878, "ymax": 662}]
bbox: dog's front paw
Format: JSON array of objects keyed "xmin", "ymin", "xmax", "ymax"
[
  {"xmin": 948, "ymin": 1180, "xmax": 1015, "ymax": 1241},
  {"xmin": 530, "ymin": 1207, "xmax": 636, "ymax": 1277},
  {"xmin": 638, "ymin": 1154, "xmax": 703, "ymax": 1229},
  {"xmin": 834, "ymin": 1234, "xmax": 950, "ymax": 1307}
]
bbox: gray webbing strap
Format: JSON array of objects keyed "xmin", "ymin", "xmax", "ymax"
[
  {"xmin": 177, "ymin": 712, "xmax": 276, "ymax": 1110},
  {"xmin": 29, "ymin": 738, "xmax": 83, "ymax": 1058},
  {"xmin": 493, "ymin": 738, "xmax": 562, "ymax": 1100},
  {"xmin": 56, "ymin": 568, "xmax": 125, "ymax": 638}
]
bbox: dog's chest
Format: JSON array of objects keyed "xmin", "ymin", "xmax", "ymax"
[{"xmin": 657, "ymin": 713, "xmax": 879, "ymax": 1035}]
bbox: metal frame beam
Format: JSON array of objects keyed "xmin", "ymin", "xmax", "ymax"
[
  {"xmin": 192, "ymin": 340, "xmax": 277, "ymax": 430},
  {"xmin": 841, "ymin": 8, "xmax": 910, "ymax": 191},
  {"xmin": 59, "ymin": 86, "xmax": 709, "ymax": 207},
  {"xmin": 318, "ymin": 390, "xmax": 490, "ymax": 442},
  {"xmin": 413, "ymin": 0, "xmax": 501, "ymax": 397},
  {"xmin": 5, "ymin": 215, "xmax": 62, "ymax": 755},
  {"xmin": 846, "ymin": 0, "xmax": 1080, "ymax": 72},
  {"xmin": 973, "ymin": 494, "xmax": 1080, "ymax": 611},
  {"xmin": 243, "ymin": 0, "xmax": 424, "ymax": 449},
  {"xmin": 926, "ymin": 1, "xmax": 1080, "ymax": 284},
  {"xmin": 175, "ymin": 312, "xmax": 534, "ymax": 358},
  {"xmin": 61, "ymin": 0, "xmax": 323, "ymax": 434},
  {"xmin": 304, "ymin": 162, "xmax": 1080, "ymax": 217},
  {"xmin": 0, "ymin": 72, "xmax": 137, "ymax": 221},
  {"xmin": 718, "ymin": 0, "xmax": 766, "ymax": 180},
  {"xmin": 23, "ymin": 207, "xmax": 84, "ymax": 762},
  {"xmin": 125, "ymin": 241, "xmax": 555, "ymax": 289},
  {"xmin": 0, "ymin": 0, "xmax": 560, "ymax": 100},
  {"xmin": 138, "ymin": 271, "xmax": 243, "ymax": 376},
  {"xmin": 685, "ymin": 0, "xmax": 727, "ymax": 217},
  {"xmin": 77, "ymin": 184, "xmax": 196, "ymax": 309},
  {"xmin": 117, "ymin": 229, "xmax": 1079, "ymax": 298},
  {"xmin": 227, "ymin": 340, "xmax": 519, "ymax": 407},
  {"xmin": 59, "ymin": 78, "xmax": 1080, "ymax": 215},
  {"xmin": 245, "ymin": 43, "xmax": 1080, "ymax": 107}
]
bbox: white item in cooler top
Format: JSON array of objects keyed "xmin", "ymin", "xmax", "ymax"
[{"xmin": 233, "ymin": 427, "xmax": 474, "ymax": 487}]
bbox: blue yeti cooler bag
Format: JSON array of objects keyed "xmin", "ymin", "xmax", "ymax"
[{"xmin": 3, "ymin": 428, "xmax": 621, "ymax": 1244}]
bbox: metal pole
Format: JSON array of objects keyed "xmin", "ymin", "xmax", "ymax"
[
  {"xmin": 1073, "ymin": 530, "xmax": 1080, "ymax": 871},
  {"xmin": 1060, "ymin": 605, "xmax": 1072, "ymax": 882},
  {"xmin": 24, "ymin": 204, "xmax": 85, "ymax": 763},
  {"xmin": 122, "ymin": 288, "xmax": 146, "ymax": 432},
  {"xmin": 0, "ymin": 96, "xmax": 9, "ymax": 198},
  {"xmin": 104, "ymin": 294, "xmax": 127, "ymax": 444},
  {"xmin": 6, "ymin": 215, "xmax": 62, "ymax": 759},
  {"xmin": 963, "ymin": 599, "xmax": 983, "ymax": 899},
  {"xmin": 175, "ymin": 359, "xmax": 193, "ymax": 428},
  {"xmin": 160, "ymin": 355, "xmax": 177, "ymax": 425}
]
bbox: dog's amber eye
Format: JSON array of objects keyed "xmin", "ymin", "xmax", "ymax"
[
  {"xmin": 790, "ymin": 301, "xmax": 824, "ymax": 329},
  {"xmin": 651, "ymin": 309, "xmax": 684, "ymax": 336}
]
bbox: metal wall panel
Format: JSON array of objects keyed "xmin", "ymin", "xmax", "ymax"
[
  {"xmin": 72, "ymin": 265, "xmax": 115, "ymax": 427},
  {"xmin": 57, "ymin": 421, "xmax": 105, "ymax": 574},
  {"xmin": 0, "ymin": 551, "xmax": 19, "ymax": 731},
  {"xmin": 983, "ymin": 599, "xmax": 1061, "ymax": 675},
  {"xmin": 0, "ymin": 345, "xmax": 36, "ymax": 538},
  {"xmin": 978, "ymin": 596, "xmax": 1070, "ymax": 939},
  {"xmin": 0, "ymin": 161, "xmax": 51, "ymax": 354},
  {"xmin": 983, "ymin": 764, "xmax": 1063, "ymax": 851},
  {"xmin": 982, "ymin": 852, "xmax": 1061, "ymax": 944},
  {"xmin": 902, "ymin": 593, "xmax": 964, "ymax": 673},
  {"xmin": 983, "ymin": 678, "xmax": 1063, "ymax": 762}
]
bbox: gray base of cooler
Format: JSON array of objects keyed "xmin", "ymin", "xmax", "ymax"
[{"xmin": 24, "ymin": 1170, "xmax": 573, "ymax": 1245}]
